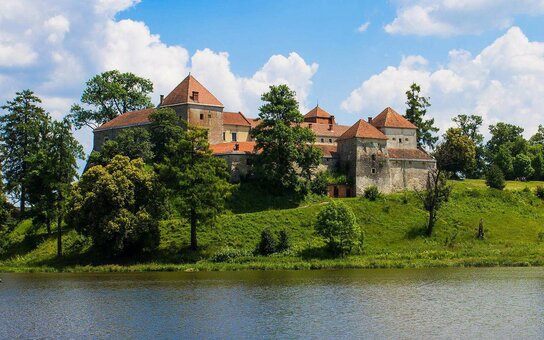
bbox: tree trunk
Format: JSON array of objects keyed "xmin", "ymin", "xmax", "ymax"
[
  {"xmin": 426, "ymin": 209, "xmax": 435, "ymax": 236},
  {"xmin": 57, "ymin": 196, "xmax": 63, "ymax": 258},
  {"xmin": 477, "ymin": 218, "xmax": 484, "ymax": 240},
  {"xmin": 20, "ymin": 186, "xmax": 25, "ymax": 216},
  {"xmin": 190, "ymin": 207, "xmax": 197, "ymax": 251}
]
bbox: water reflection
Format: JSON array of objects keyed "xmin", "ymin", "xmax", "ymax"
[{"xmin": 0, "ymin": 268, "xmax": 543, "ymax": 338}]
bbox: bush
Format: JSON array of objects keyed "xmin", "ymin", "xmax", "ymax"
[
  {"xmin": 535, "ymin": 186, "xmax": 544, "ymax": 199},
  {"xmin": 210, "ymin": 248, "xmax": 250, "ymax": 263},
  {"xmin": 363, "ymin": 185, "xmax": 380, "ymax": 201},
  {"xmin": 486, "ymin": 165, "xmax": 506, "ymax": 190},
  {"xmin": 256, "ymin": 229, "xmax": 277, "ymax": 255},
  {"xmin": 315, "ymin": 201, "xmax": 362, "ymax": 257},
  {"xmin": 276, "ymin": 230, "xmax": 290, "ymax": 252}
]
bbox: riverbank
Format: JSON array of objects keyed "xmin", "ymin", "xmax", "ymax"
[{"xmin": 1, "ymin": 179, "xmax": 544, "ymax": 273}]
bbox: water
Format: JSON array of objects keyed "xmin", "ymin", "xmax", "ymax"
[{"xmin": 0, "ymin": 268, "xmax": 543, "ymax": 339}]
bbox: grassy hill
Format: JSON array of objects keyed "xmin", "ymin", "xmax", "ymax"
[{"xmin": 1, "ymin": 179, "xmax": 544, "ymax": 272}]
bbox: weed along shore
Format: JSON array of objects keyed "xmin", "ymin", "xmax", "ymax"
[{"xmin": 1, "ymin": 179, "xmax": 544, "ymax": 273}]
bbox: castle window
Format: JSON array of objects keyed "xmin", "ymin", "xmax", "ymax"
[
  {"xmin": 405, "ymin": 138, "xmax": 409, "ymax": 141},
  {"xmin": 192, "ymin": 91, "xmax": 199, "ymax": 102},
  {"xmin": 399, "ymin": 138, "xmax": 402, "ymax": 143},
  {"xmin": 392, "ymin": 137, "xmax": 396, "ymax": 141},
  {"xmin": 222, "ymin": 132, "xmax": 226, "ymax": 141},
  {"xmin": 200, "ymin": 113, "xmax": 204, "ymax": 120},
  {"xmin": 371, "ymin": 168, "xmax": 376, "ymax": 174},
  {"xmin": 329, "ymin": 138, "xmax": 332, "ymax": 143},
  {"xmin": 371, "ymin": 154, "xmax": 376, "ymax": 161},
  {"xmin": 208, "ymin": 112, "xmax": 212, "ymax": 118},
  {"xmin": 231, "ymin": 132, "xmax": 237, "ymax": 142},
  {"xmin": 321, "ymin": 138, "xmax": 324, "ymax": 143}
]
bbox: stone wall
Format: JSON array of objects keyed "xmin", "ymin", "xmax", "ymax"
[
  {"xmin": 380, "ymin": 127, "xmax": 417, "ymax": 149},
  {"xmin": 388, "ymin": 159, "xmax": 435, "ymax": 192},
  {"xmin": 216, "ymin": 153, "xmax": 252, "ymax": 182},
  {"xmin": 222, "ymin": 125, "xmax": 251, "ymax": 142},
  {"xmin": 93, "ymin": 124, "xmax": 151, "ymax": 151}
]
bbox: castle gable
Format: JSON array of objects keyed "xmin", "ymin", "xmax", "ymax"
[{"xmin": 161, "ymin": 74, "xmax": 223, "ymax": 107}]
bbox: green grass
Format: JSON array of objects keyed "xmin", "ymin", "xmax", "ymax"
[{"xmin": 1, "ymin": 179, "xmax": 544, "ymax": 272}]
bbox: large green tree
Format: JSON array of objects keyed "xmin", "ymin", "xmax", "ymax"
[
  {"xmin": 529, "ymin": 125, "xmax": 544, "ymax": 146},
  {"xmin": 487, "ymin": 122, "xmax": 524, "ymax": 155},
  {"xmin": 404, "ymin": 83, "xmax": 439, "ymax": 149},
  {"xmin": 69, "ymin": 70, "xmax": 154, "ymax": 129},
  {"xmin": 452, "ymin": 114, "xmax": 485, "ymax": 178},
  {"xmin": 68, "ymin": 155, "xmax": 164, "ymax": 256},
  {"xmin": 88, "ymin": 127, "xmax": 153, "ymax": 166},
  {"xmin": 513, "ymin": 153, "xmax": 534, "ymax": 180},
  {"xmin": 251, "ymin": 84, "xmax": 321, "ymax": 193},
  {"xmin": 156, "ymin": 126, "xmax": 231, "ymax": 251},
  {"xmin": 315, "ymin": 201, "xmax": 363, "ymax": 257},
  {"xmin": 435, "ymin": 128, "xmax": 476, "ymax": 175},
  {"xmin": 0, "ymin": 90, "xmax": 50, "ymax": 215},
  {"xmin": 149, "ymin": 108, "xmax": 187, "ymax": 163}
]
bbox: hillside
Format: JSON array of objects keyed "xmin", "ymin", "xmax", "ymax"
[{"xmin": 1, "ymin": 179, "xmax": 544, "ymax": 272}]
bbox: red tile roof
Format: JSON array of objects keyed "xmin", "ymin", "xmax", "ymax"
[
  {"xmin": 371, "ymin": 107, "xmax": 417, "ymax": 129},
  {"xmin": 210, "ymin": 141, "xmax": 256, "ymax": 155},
  {"xmin": 161, "ymin": 74, "xmax": 223, "ymax": 107},
  {"xmin": 337, "ymin": 119, "xmax": 388, "ymax": 141},
  {"xmin": 304, "ymin": 105, "xmax": 332, "ymax": 119},
  {"xmin": 95, "ymin": 108, "xmax": 156, "ymax": 131},
  {"xmin": 388, "ymin": 148, "xmax": 434, "ymax": 160},
  {"xmin": 315, "ymin": 144, "xmax": 338, "ymax": 157},
  {"xmin": 223, "ymin": 111, "xmax": 251, "ymax": 126},
  {"xmin": 249, "ymin": 118, "xmax": 261, "ymax": 128},
  {"xmin": 301, "ymin": 122, "xmax": 350, "ymax": 137}
]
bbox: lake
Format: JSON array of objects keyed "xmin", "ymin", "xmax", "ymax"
[{"xmin": 1, "ymin": 268, "xmax": 543, "ymax": 339}]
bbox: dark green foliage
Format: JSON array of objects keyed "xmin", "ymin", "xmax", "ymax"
[
  {"xmin": 310, "ymin": 171, "xmax": 329, "ymax": 196},
  {"xmin": 513, "ymin": 154, "xmax": 534, "ymax": 179},
  {"xmin": 493, "ymin": 145, "xmax": 514, "ymax": 179},
  {"xmin": 148, "ymin": 108, "xmax": 187, "ymax": 163},
  {"xmin": 89, "ymin": 128, "xmax": 153, "ymax": 166},
  {"xmin": 69, "ymin": 70, "xmax": 154, "ymax": 129},
  {"xmin": 417, "ymin": 169, "xmax": 451, "ymax": 236},
  {"xmin": 67, "ymin": 155, "xmax": 164, "ymax": 256},
  {"xmin": 315, "ymin": 201, "xmax": 362, "ymax": 257},
  {"xmin": 155, "ymin": 125, "xmax": 231, "ymax": 251},
  {"xmin": 452, "ymin": 114, "xmax": 485, "ymax": 178},
  {"xmin": 529, "ymin": 125, "xmax": 544, "ymax": 146},
  {"xmin": 363, "ymin": 185, "xmax": 380, "ymax": 201},
  {"xmin": 0, "ymin": 90, "xmax": 50, "ymax": 215},
  {"xmin": 487, "ymin": 123, "xmax": 525, "ymax": 155},
  {"xmin": 277, "ymin": 230, "xmax": 290, "ymax": 252},
  {"xmin": 404, "ymin": 83, "xmax": 438, "ymax": 149},
  {"xmin": 256, "ymin": 229, "xmax": 277, "ymax": 255},
  {"xmin": 535, "ymin": 186, "xmax": 544, "ymax": 199},
  {"xmin": 209, "ymin": 248, "xmax": 251, "ymax": 263},
  {"xmin": 251, "ymin": 84, "xmax": 321, "ymax": 193},
  {"xmin": 486, "ymin": 165, "xmax": 506, "ymax": 190},
  {"xmin": 435, "ymin": 128, "xmax": 476, "ymax": 175}
]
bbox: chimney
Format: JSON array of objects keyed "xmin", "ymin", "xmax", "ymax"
[
  {"xmin": 159, "ymin": 94, "xmax": 164, "ymax": 106},
  {"xmin": 368, "ymin": 117, "xmax": 373, "ymax": 123},
  {"xmin": 234, "ymin": 143, "xmax": 239, "ymax": 151}
]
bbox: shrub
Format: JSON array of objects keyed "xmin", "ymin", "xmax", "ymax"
[
  {"xmin": 256, "ymin": 229, "xmax": 277, "ymax": 255},
  {"xmin": 276, "ymin": 230, "xmax": 290, "ymax": 252},
  {"xmin": 486, "ymin": 165, "xmax": 506, "ymax": 190},
  {"xmin": 535, "ymin": 186, "xmax": 544, "ymax": 199},
  {"xmin": 363, "ymin": 185, "xmax": 380, "ymax": 201},
  {"xmin": 210, "ymin": 248, "xmax": 250, "ymax": 263},
  {"xmin": 315, "ymin": 201, "xmax": 362, "ymax": 257}
]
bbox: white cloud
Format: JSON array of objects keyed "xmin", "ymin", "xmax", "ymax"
[
  {"xmin": 385, "ymin": 0, "xmax": 544, "ymax": 36},
  {"xmin": 0, "ymin": 0, "xmax": 319, "ymax": 166},
  {"xmin": 357, "ymin": 22, "xmax": 370, "ymax": 33},
  {"xmin": 341, "ymin": 27, "xmax": 544, "ymax": 136}
]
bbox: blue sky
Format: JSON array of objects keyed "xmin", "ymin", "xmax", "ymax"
[{"xmin": 1, "ymin": 0, "xmax": 544, "ymax": 161}]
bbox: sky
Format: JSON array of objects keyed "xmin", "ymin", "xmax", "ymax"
[{"xmin": 1, "ymin": 0, "xmax": 544, "ymax": 165}]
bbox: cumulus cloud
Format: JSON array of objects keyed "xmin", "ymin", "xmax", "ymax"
[
  {"xmin": 0, "ymin": 0, "xmax": 319, "ymax": 166},
  {"xmin": 385, "ymin": 0, "xmax": 544, "ymax": 36},
  {"xmin": 341, "ymin": 27, "xmax": 544, "ymax": 136},
  {"xmin": 357, "ymin": 22, "xmax": 370, "ymax": 33}
]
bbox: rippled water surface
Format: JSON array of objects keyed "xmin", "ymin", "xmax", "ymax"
[{"xmin": 1, "ymin": 268, "xmax": 543, "ymax": 339}]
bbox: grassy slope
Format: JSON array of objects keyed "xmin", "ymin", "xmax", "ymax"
[{"xmin": 1, "ymin": 179, "xmax": 544, "ymax": 272}]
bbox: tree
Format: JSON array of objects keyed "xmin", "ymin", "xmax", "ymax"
[
  {"xmin": 529, "ymin": 125, "xmax": 544, "ymax": 146},
  {"xmin": 513, "ymin": 153, "xmax": 534, "ymax": 180},
  {"xmin": 155, "ymin": 126, "xmax": 231, "ymax": 251},
  {"xmin": 69, "ymin": 70, "xmax": 154, "ymax": 129},
  {"xmin": 0, "ymin": 90, "xmax": 50, "ymax": 215},
  {"xmin": 487, "ymin": 122, "xmax": 524, "ymax": 155},
  {"xmin": 531, "ymin": 151, "xmax": 544, "ymax": 180},
  {"xmin": 315, "ymin": 201, "xmax": 362, "ymax": 257},
  {"xmin": 404, "ymin": 83, "xmax": 439, "ymax": 149},
  {"xmin": 434, "ymin": 128, "xmax": 476, "ymax": 175},
  {"xmin": 251, "ymin": 85, "xmax": 321, "ymax": 193},
  {"xmin": 486, "ymin": 165, "xmax": 506, "ymax": 190},
  {"xmin": 416, "ymin": 169, "xmax": 451, "ymax": 236},
  {"xmin": 493, "ymin": 145, "xmax": 514, "ymax": 179},
  {"xmin": 256, "ymin": 229, "xmax": 277, "ymax": 255},
  {"xmin": 149, "ymin": 108, "xmax": 186, "ymax": 163},
  {"xmin": 89, "ymin": 128, "xmax": 153, "ymax": 166},
  {"xmin": 67, "ymin": 155, "xmax": 164, "ymax": 256},
  {"xmin": 453, "ymin": 114, "xmax": 485, "ymax": 178}
]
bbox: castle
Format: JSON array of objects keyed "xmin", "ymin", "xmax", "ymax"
[{"xmin": 93, "ymin": 74, "xmax": 435, "ymax": 196}]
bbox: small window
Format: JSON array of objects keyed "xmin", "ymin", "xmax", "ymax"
[
  {"xmin": 371, "ymin": 154, "xmax": 376, "ymax": 161},
  {"xmin": 392, "ymin": 137, "xmax": 396, "ymax": 141},
  {"xmin": 405, "ymin": 138, "xmax": 409, "ymax": 141},
  {"xmin": 199, "ymin": 113, "xmax": 204, "ymax": 120},
  {"xmin": 222, "ymin": 132, "xmax": 226, "ymax": 141},
  {"xmin": 371, "ymin": 168, "xmax": 377, "ymax": 174},
  {"xmin": 208, "ymin": 113, "xmax": 212, "ymax": 118},
  {"xmin": 104, "ymin": 137, "xmax": 110, "ymax": 143},
  {"xmin": 231, "ymin": 132, "xmax": 237, "ymax": 142},
  {"xmin": 192, "ymin": 91, "xmax": 199, "ymax": 102},
  {"xmin": 321, "ymin": 138, "xmax": 324, "ymax": 143},
  {"xmin": 399, "ymin": 138, "xmax": 402, "ymax": 143},
  {"xmin": 329, "ymin": 138, "xmax": 332, "ymax": 143}
]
